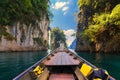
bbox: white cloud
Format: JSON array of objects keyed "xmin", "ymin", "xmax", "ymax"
[
  {"xmin": 64, "ymin": 29, "xmax": 76, "ymax": 46},
  {"xmin": 62, "ymin": 6, "xmax": 69, "ymax": 15},
  {"xmin": 51, "ymin": 1, "xmax": 70, "ymax": 15},
  {"xmin": 64, "ymin": 29, "xmax": 75, "ymax": 36},
  {"xmin": 52, "ymin": 2, "xmax": 69, "ymax": 10},
  {"xmin": 62, "ymin": 6, "xmax": 69, "ymax": 11}
]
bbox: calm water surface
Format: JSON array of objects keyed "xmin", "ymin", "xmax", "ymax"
[
  {"xmin": 0, "ymin": 51, "xmax": 120, "ymax": 80},
  {"xmin": 77, "ymin": 52, "xmax": 120, "ymax": 79},
  {"xmin": 0, "ymin": 51, "xmax": 47, "ymax": 80}
]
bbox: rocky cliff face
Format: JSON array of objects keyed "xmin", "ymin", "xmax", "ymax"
[
  {"xmin": 0, "ymin": 15, "xmax": 49, "ymax": 51},
  {"xmin": 76, "ymin": 0, "xmax": 120, "ymax": 53},
  {"xmin": 76, "ymin": 6, "xmax": 95, "ymax": 52}
]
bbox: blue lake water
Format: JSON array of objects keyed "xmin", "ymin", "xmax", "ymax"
[
  {"xmin": 0, "ymin": 51, "xmax": 120, "ymax": 80},
  {"xmin": 0, "ymin": 51, "xmax": 47, "ymax": 80}
]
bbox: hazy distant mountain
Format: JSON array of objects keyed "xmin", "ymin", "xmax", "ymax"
[{"xmin": 69, "ymin": 38, "xmax": 76, "ymax": 49}]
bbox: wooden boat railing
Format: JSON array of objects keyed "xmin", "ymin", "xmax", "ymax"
[{"xmin": 69, "ymin": 49, "xmax": 96, "ymax": 68}]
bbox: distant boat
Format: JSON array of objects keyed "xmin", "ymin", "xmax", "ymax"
[{"xmin": 13, "ymin": 48, "xmax": 115, "ymax": 80}]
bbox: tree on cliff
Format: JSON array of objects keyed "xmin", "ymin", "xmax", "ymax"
[
  {"xmin": 77, "ymin": 0, "xmax": 120, "ymax": 53},
  {"xmin": 0, "ymin": 0, "xmax": 53, "ymax": 51},
  {"xmin": 51, "ymin": 27, "xmax": 67, "ymax": 50},
  {"xmin": 0, "ymin": 0, "xmax": 52, "ymax": 40},
  {"xmin": 0, "ymin": 0, "xmax": 51, "ymax": 26}
]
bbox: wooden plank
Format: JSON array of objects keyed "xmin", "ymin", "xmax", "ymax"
[
  {"xmin": 44, "ymin": 52, "xmax": 80, "ymax": 66},
  {"xmin": 49, "ymin": 73, "xmax": 75, "ymax": 80},
  {"xmin": 74, "ymin": 67, "xmax": 88, "ymax": 80},
  {"xmin": 36, "ymin": 68, "xmax": 49, "ymax": 80},
  {"xmin": 62, "ymin": 52, "xmax": 66, "ymax": 65},
  {"xmin": 19, "ymin": 72, "xmax": 33, "ymax": 80},
  {"xmin": 44, "ymin": 54, "xmax": 56, "ymax": 65}
]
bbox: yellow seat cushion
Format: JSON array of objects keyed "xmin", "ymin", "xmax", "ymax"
[
  {"xmin": 33, "ymin": 66, "xmax": 43, "ymax": 76},
  {"xmin": 80, "ymin": 63, "xmax": 92, "ymax": 76},
  {"xmin": 93, "ymin": 78, "xmax": 102, "ymax": 80}
]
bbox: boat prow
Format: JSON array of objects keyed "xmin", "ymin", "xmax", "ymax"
[{"xmin": 13, "ymin": 48, "xmax": 115, "ymax": 80}]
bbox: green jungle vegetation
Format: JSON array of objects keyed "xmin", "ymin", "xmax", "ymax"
[
  {"xmin": 51, "ymin": 27, "xmax": 67, "ymax": 49},
  {"xmin": 0, "ymin": 0, "xmax": 52, "ymax": 40},
  {"xmin": 78, "ymin": 0, "xmax": 120, "ymax": 52}
]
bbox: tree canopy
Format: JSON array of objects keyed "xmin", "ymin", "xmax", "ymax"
[
  {"xmin": 77, "ymin": 0, "xmax": 120, "ymax": 52},
  {"xmin": 0, "ymin": 0, "xmax": 52, "ymax": 41},
  {"xmin": 84, "ymin": 4, "xmax": 120, "ymax": 43},
  {"xmin": 0, "ymin": 0, "xmax": 51, "ymax": 26},
  {"xmin": 51, "ymin": 27, "xmax": 67, "ymax": 49}
]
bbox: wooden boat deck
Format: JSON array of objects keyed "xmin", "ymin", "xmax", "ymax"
[
  {"xmin": 44, "ymin": 52, "xmax": 80, "ymax": 66},
  {"xmin": 13, "ymin": 49, "xmax": 115, "ymax": 80},
  {"xmin": 49, "ymin": 73, "xmax": 75, "ymax": 80}
]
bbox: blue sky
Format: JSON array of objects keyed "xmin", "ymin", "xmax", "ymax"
[
  {"xmin": 50, "ymin": 0, "xmax": 78, "ymax": 46},
  {"xmin": 50, "ymin": 0, "xmax": 78, "ymax": 30}
]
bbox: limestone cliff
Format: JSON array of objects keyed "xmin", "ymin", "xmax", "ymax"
[
  {"xmin": 76, "ymin": 0, "xmax": 120, "ymax": 53},
  {"xmin": 0, "ymin": 15, "xmax": 49, "ymax": 51},
  {"xmin": 76, "ymin": 5, "xmax": 95, "ymax": 52}
]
